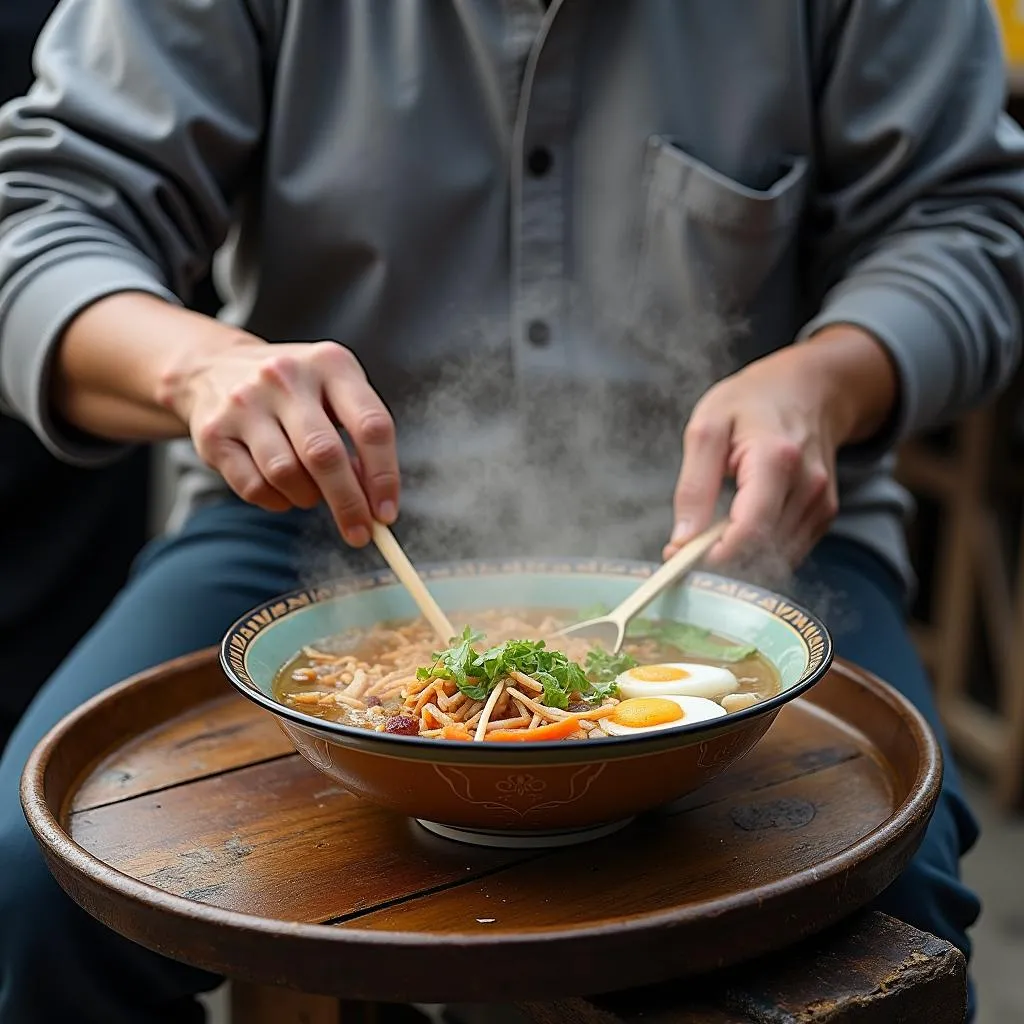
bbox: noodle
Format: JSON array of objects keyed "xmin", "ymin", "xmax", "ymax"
[
  {"xmin": 412, "ymin": 683, "xmax": 441, "ymax": 715},
  {"xmin": 275, "ymin": 608, "xmax": 780, "ymax": 742},
  {"xmin": 474, "ymin": 681, "xmax": 506, "ymax": 741},
  {"xmin": 509, "ymin": 670, "xmax": 543, "ymax": 694},
  {"xmin": 485, "ymin": 715, "xmax": 531, "ymax": 732},
  {"xmin": 421, "ymin": 703, "xmax": 453, "ymax": 729},
  {"xmin": 344, "ymin": 669, "xmax": 368, "ymax": 697},
  {"xmin": 505, "ymin": 688, "xmax": 617, "ymax": 723}
]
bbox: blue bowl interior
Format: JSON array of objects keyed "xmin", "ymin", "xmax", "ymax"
[{"xmin": 237, "ymin": 566, "xmax": 826, "ymax": 698}]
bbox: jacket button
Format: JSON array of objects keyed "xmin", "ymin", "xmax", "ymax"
[
  {"xmin": 527, "ymin": 147, "xmax": 553, "ymax": 177},
  {"xmin": 527, "ymin": 320, "xmax": 551, "ymax": 347}
]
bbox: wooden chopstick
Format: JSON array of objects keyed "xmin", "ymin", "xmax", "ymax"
[{"xmin": 371, "ymin": 522, "xmax": 456, "ymax": 644}]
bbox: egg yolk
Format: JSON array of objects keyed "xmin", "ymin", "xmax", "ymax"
[
  {"xmin": 610, "ymin": 697, "xmax": 685, "ymax": 729},
  {"xmin": 628, "ymin": 664, "xmax": 690, "ymax": 682}
]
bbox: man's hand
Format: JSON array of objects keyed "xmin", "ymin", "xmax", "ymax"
[
  {"xmin": 161, "ymin": 338, "xmax": 398, "ymax": 547},
  {"xmin": 663, "ymin": 326, "xmax": 898, "ymax": 568},
  {"xmin": 57, "ymin": 293, "xmax": 398, "ymax": 547}
]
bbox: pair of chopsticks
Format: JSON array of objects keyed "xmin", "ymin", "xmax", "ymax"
[{"xmin": 372, "ymin": 520, "xmax": 725, "ymax": 648}]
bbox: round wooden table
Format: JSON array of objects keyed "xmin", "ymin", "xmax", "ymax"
[{"xmin": 21, "ymin": 649, "xmax": 967, "ymax": 1023}]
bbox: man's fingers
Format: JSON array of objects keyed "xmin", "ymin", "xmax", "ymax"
[
  {"xmin": 710, "ymin": 439, "xmax": 797, "ymax": 564},
  {"xmin": 210, "ymin": 438, "xmax": 292, "ymax": 513},
  {"xmin": 796, "ymin": 473, "xmax": 839, "ymax": 564},
  {"xmin": 318, "ymin": 347, "xmax": 400, "ymax": 525},
  {"xmin": 775, "ymin": 456, "xmax": 838, "ymax": 563},
  {"xmin": 187, "ymin": 341, "xmax": 400, "ymax": 542},
  {"xmin": 785, "ymin": 499, "xmax": 837, "ymax": 566},
  {"xmin": 276, "ymin": 401, "xmax": 373, "ymax": 546},
  {"xmin": 244, "ymin": 420, "xmax": 321, "ymax": 509},
  {"xmin": 666, "ymin": 416, "xmax": 731, "ymax": 558}
]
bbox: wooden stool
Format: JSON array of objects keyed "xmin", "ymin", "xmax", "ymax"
[{"xmin": 228, "ymin": 911, "xmax": 965, "ymax": 1023}]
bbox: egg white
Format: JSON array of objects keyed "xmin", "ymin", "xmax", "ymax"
[
  {"xmin": 603, "ymin": 694, "xmax": 726, "ymax": 736},
  {"xmin": 616, "ymin": 662, "xmax": 738, "ymax": 701}
]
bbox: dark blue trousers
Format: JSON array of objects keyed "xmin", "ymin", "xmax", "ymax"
[{"xmin": 0, "ymin": 500, "xmax": 981, "ymax": 1022}]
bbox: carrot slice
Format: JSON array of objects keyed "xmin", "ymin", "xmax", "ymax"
[
  {"xmin": 486, "ymin": 717, "xmax": 581, "ymax": 742},
  {"xmin": 441, "ymin": 724, "xmax": 472, "ymax": 741}
]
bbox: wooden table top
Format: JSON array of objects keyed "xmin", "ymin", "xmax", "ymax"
[{"xmin": 22, "ymin": 649, "xmax": 944, "ymax": 1010}]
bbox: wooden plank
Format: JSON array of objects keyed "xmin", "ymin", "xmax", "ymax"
[
  {"xmin": 934, "ymin": 413, "xmax": 992, "ymax": 711},
  {"xmin": 717, "ymin": 913, "xmax": 965, "ymax": 1023},
  {"xmin": 71, "ymin": 754, "xmax": 529, "ymax": 921},
  {"xmin": 348, "ymin": 757, "xmax": 893, "ymax": 935},
  {"xmin": 908, "ymin": 624, "xmax": 939, "ymax": 672},
  {"xmin": 230, "ymin": 982, "xmax": 341, "ymax": 1023},
  {"xmin": 974, "ymin": 509, "xmax": 1016, "ymax": 686},
  {"xmin": 516, "ymin": 912, "xmax": 965, "ymax": 1024},
  {"xmin": 517, "ymin": 998, "xmax": 746, "ymax": 1023},
  {"xmin": 995, "ymin": 462, "xmax": 1024, "ymax": 809},
  {"xmin": 73, "ymin": 695, "xmax": 295, "ymax": 811},
  {"xmin": 895, "ymin": 446, "xmax": 959, "ymax": 497},
  {"xmin": 228, "ymin": 988, "xmax": 428, "ymax": 1024},
  {"xmin": 940, "ymin": 696, "xmax": 1007, "ymax": 770}
]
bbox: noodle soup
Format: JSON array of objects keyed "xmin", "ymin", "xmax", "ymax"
[{"xmin": 272, "ymin": 609, "xmax": 780, "ymax": 742}]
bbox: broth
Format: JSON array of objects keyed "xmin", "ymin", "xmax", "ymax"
[{"xmin": 272, "ymin": 609, "xmax": 781, "ymax": 741}]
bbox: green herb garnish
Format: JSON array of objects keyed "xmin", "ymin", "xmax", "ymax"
[
  {"xmin": 416, "ymin": 625, "xmax": 485, "ymax": 691},
  {"xmin": 417, "ymin": 629, "xmax": 612, "ymax": 707},
  {"xmin": 585, "ymin": 647, "xmax": 638, "ymax": 684},
  {"xmin": 577, "ymin": 598, "xmax": 757, "ymax": 664},
  {"xmin": 537, "ymin": 671, "xmax": 571, "ymax": 711},
  {"xmin": 415, "ymin": 616, "xmax": 755, "ymax": 711},
  {"xmin": 629, "ymin": 620, "xmax": 756, "ymax": 662}
]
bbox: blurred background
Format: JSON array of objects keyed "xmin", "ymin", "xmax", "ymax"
[
  {"xmin": 3, "ymin": 1, "xmax": 1024, "ymax": 1022},
  {"xmin": 909, "ymin": 8, "xmax": 1024, "ymax": 1020}
]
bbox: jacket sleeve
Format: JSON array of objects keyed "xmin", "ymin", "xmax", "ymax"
[
  {"xmin": 799, "ymin": 0, "xmax": 1024, "ymax": 447},
  {"xmin": 0, "ymin": 0, "xmax": 268, "ymax": 462}
]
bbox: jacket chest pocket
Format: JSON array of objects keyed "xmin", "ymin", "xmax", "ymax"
[{"xmin": 633, "ymin": 136, "xmax": 809, "ymax": 347}]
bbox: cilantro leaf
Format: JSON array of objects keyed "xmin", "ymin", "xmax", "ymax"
[
  {"xmin": 459, "ymin": 678, "xmax": 496, "ymax": 701},
  {"xmin": 586, "ymin": 675, "xmax": 620, "ymax": 702},
  {"xmin": 419, "ymin": 626, "xmax": 486, "ymax": 693},
  {"xmin": 585, "ymin": 647, "xmax": 638, "ymax": 685},
  {"xmin": 629, "ymin": 620, "xmax": 756, "ymax": 662},
  {"xmin": 537, "ymin": 671, "xmax": 570, "ymax": 711}
]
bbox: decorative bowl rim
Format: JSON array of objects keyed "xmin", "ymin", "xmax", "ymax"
[{"xmin": 219, "ymin": 557, "xmax": 833, "ymax": 755}]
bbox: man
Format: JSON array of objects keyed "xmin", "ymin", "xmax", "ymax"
[{"xmin": 0, "ymin": 1, "xmax": 1019, "ymax": 1021}]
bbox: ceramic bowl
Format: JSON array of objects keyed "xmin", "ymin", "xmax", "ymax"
[{"xmin": 220, "ymin": 559, "xmax": 832, "ymax": 847}]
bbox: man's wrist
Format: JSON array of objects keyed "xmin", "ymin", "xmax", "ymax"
[
  {"xmin": 152, "ymin": 307, "xmax": 265, "ymax": 424},
  {"xmin": 799, "ymin": 324, "xmax": 899, "ymax": 447}
]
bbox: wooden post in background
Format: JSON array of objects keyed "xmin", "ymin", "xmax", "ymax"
[{"xmin": 897, "ymin": 373, "xmax": 1024, "ymax": 809}]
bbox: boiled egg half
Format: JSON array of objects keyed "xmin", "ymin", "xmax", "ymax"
[
  {"xmin": 615, "ymin": 662, "xmax": 738, "ymax": 701},
  {"xmin": 604, "ymin": 694, "xmax": 726, "ymax": 736}
]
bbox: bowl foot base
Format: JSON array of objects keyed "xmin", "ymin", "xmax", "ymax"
[{"xmin": 414, "ymin": 817, "xmax": 634, "ymax": 848}]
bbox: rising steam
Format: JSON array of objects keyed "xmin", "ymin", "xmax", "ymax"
[{"xmin": 295, "ymin": 247, "xmax": 853, "ymax": 637}]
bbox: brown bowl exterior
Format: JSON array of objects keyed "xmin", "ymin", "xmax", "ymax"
[{"xmin": 280, "ymin": 710, "xmax": 778, "ymax": 830}]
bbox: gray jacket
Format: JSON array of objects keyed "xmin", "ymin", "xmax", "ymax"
[{"xmin": 2, "ymin": 0, "xmax": 1024, "ymax": 587}]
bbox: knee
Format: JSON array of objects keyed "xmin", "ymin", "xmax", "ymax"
[{"xmin": 873, "ymin": 788, "xmax": 981, "ymax": 960}]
